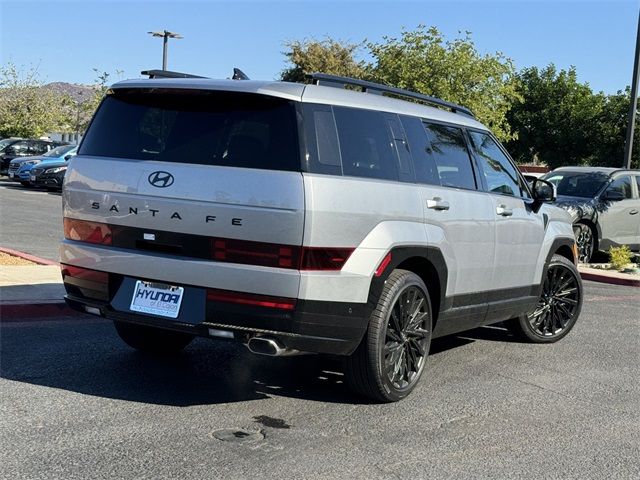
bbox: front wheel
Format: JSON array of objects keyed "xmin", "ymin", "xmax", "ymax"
[
  {"xmin": 506, "ymin": 254, "xmax": 583, "ymax": 343},
  {"xmin": 573, "ymin": 223, "xmax": 595, "ymax": 263},
  {"xmin": 113, "ymin": 321, "xmax": 194, "ymax": 353},
  {"xmin": 345, "ymin": 269, "xmax": 432, "ymax": 402}
]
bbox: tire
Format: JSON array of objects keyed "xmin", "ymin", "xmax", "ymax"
[
  {"xmin": 573, "ymin": 222, "xmax": 596, "ymax": 263},
  {"xmin": 113, "ymin": 320, "xmax": 194, "ymax": 353},
  {"xmin": 505, "ymin": 254, "xmax": 583, "ymax": 343},
  {"xmin": 345, "ymin": 269, "xmax": 432, "ymax": 402}
]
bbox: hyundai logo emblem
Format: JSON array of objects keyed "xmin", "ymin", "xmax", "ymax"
[{"xmin": 148, "ymin": 171, "xmax": 174, "ymax": 188}]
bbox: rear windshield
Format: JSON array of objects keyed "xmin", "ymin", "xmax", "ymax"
[{"xmin": 79, "ymin": 88, "xmax": 300, "ymax": 171}]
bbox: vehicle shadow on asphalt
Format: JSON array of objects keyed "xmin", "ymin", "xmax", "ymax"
[{"xmin": 0, "ymin": 318, "xmax": 515, "ymax": 406}]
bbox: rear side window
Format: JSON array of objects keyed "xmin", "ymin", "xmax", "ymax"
[
  {"xmin": 423, "ymin": 123, "xmax": 476, "ymax": 190},
  {"xmin": 333, "ymin": 107, "xmax": 399, "ymax": 181},
  {"xmin": 400, "ymin": 115, "xmax": 439, "ymax": 186},
  {"xmin": 80, "ymin": 89, "xmax": 299, "ymax": 172}
]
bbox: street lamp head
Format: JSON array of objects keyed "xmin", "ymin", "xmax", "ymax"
[{"xmin": 147, "ymin": 30, "xmax": 183, "ymax": 39}]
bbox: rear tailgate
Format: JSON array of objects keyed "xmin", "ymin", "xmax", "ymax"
[{"xmin": 61, "ymin": 87, "xmax": 304, "ymax": 298}]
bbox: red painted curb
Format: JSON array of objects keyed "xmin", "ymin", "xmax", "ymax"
[
  {"xmin": 580, "ymin": 271, "xmax": 640, "ymax": 287},
  {"xmin": 0, "ymin": 302, "xmax": 80, "ymax": 321},
  {"xmin": 0, "ymin": 246, "xmax": 58, "ymax": 266}
]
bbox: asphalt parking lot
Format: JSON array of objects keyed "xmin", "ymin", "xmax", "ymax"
[
  {"xmin": 1, "ymin": 178, "xmax": 639, "ymax": 479},
  {"xmin": 0, "ymin": 179, "xmax": 62, "ymax": 261},
  {"xmin": 1, "ymin": 282, "xmax": 639, "ymax": 479}
]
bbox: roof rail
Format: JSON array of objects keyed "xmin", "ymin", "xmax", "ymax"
[
  {"xmin": 307, "ymin": 73, "xmax": 475, "ymax": 118},
  {"xmin": 141, "ymin": 69, "xmax": 207, "ymax": 79}
]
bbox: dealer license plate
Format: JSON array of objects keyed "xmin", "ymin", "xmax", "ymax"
[
  {"xmin": 130, "ymin": 281, "xmax": 184, "ymax": 318},
  {"xmin": 9, "ymin": 172, "xmax": 14, "ymax": 178},
  {"xmin": 30, "ymin": 175, "xmax": 36, "ymax": 181}
]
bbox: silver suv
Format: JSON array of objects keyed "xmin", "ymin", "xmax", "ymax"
[{"xmin": 61, "ymin": 72, "xmax": 583, "ymax": 402}]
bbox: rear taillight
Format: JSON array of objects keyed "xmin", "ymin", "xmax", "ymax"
[
  {"xmin": 64, "ymin": 218, "xmax": 112, "ymax": 245},
  {"xmin": 206, "ymin": 288, "xmax": 296, "ymax": 310},
  {"xmin": 211, "ymin": 237, "xmax": 301, "ymax": 269},
  {"xmin": 61, "ymin": 264, "xmax": 109, "ymax": 285},
  {"xmin": 210, "ymin": 238, "xmax": 353, "ymax": 271},
  {"xmin": 300, "ymin": 247, "xmax": 354, "ymax": 270}
]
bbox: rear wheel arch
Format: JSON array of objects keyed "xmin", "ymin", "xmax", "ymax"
[{"xmin": 367, "ymin": 247, "xmax": 447, "ymax": 329}]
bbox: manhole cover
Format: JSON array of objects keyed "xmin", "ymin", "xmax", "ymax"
[{"xmin": 211, "ymin": 428, "xmax": 265, "ymax": 444}]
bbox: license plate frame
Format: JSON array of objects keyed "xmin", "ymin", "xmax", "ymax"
[{"xmin": 130, "ymin": 280, "xmax": 184, "ymax": 319}]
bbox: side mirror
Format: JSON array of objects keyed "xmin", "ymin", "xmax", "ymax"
[
  {"xmin": 64, "ymin": 155, "xmax": 72, "ymax": 160},
  {"xmin": 603, "ymin": 189, "xmax": 624, "ymax": 201},
  {"xmin": 531, "ymin": 178, "xmax": 555, "ymax": 212}
]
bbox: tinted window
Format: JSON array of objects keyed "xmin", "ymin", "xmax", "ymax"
[
  {"xmin": 607, "ymin": 176, "xmax": 633, "ymax": 199},
  {"xmin": 43, "ymin": 145, "xmax": 75, "ymax": 157},
  {"xmin": 385, "ymin": 113, "xmax": 414, "ymax": 182},
  {"xmin": 80, "ymin": 89, "xmax": 299, "ymax": 172},
  {"xmin": 333, "ymin": 107, "xmax": 398, "ymax": 181},
  {"xmin": 423, "ymin": 123, "xmax": 476, "ymax": 190},
  {"xmin": 469, "ymin": 131, "xmax": 524, "ymax": 197},
  {"xmin": 400, "ymin": 116, "xmax": 439, "ymax": 185},
  {"xmin": 301, "ymin": 103, "xmax": 342, "ymax": 176},
  {"xmin": 542, "ymin": 171, "xmax": 609, "ymax": 198}
]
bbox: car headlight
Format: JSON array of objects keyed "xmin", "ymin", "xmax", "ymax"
[
  {"xmin": 45, "ymin": 166, "xmax": 67, "ymax": 174},
  {"xmin": 25, "ymin": 160, "xmax": 40, "ymax": 165}
]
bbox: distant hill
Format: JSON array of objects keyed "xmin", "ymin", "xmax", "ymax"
[{"xmin": 42, "ymin": 82, "xmax": 96, "ymax": 103}]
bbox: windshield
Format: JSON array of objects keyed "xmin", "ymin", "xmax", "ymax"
[
  {"xmin": 43, "ymin": 145, "xmax": 75, "ymax": 157},
  {"xmin": 542, "ymin": 171, "xmax": 609, "ymax": 198},
  {"xmin": 79, "ymin": 88, "xmax": 299, "ymax": 172},
  {"xmin": 0, "ymin": 139, "xmax": 17, "ymax": 149}
]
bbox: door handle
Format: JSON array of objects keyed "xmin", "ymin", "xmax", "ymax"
[
  {"xmin": 630, "ymin": 209, "xmax": 639, "ymax": 215},
  {"xmin": 426, "ymin": 197, "xmax": 450, "ymax": 211},
  {"xmin": 496, "ymin": 205, "xmax": 513, "ymax": 217}
]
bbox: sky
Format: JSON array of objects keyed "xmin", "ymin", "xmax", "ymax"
[{"xmin": 1, "ymin": 0, "xmax": 639, "ymax": 94}]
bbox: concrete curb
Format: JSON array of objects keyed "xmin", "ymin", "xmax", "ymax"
[
  {"xmin": 0, "ymin": 246, "xmax": 58, "ymax": 266},
  {"xmin": 579, "ymin": 269, "xmax": 640, "ymax": 287},
  {"xmin": 0, "ymin": 247, "xmax": 67, "ymax": 321}
]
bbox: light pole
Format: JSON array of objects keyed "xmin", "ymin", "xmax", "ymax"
[
  {"xmin": 147, "ymin": 30, "xmax": 183, "ymax": 70},
  {"xmin": 624, "ymin": 11, "xmax": 640, "ymax": 169}
]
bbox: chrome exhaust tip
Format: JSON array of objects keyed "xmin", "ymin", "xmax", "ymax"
[{"xmin": 246, "ymin": 336, "xmax": 300, "ymax": 356}]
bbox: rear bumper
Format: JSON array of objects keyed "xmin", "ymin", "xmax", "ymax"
[{"xmin": 63, "ymin": 275, "xmax": 369, "ymax": 356}]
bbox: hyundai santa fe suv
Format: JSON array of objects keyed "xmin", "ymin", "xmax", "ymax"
[{"xmin": 61, "ymin": 71, "xmax": 582, "ymax": 402}]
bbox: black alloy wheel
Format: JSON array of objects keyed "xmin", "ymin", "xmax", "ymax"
[
  {"xmin": 574, "ymin": 223, "xmax": 595, "ymax": 263},
  {"xmin": 384, "ymin": 286, "xmax": 430, "ymax": 390},
  {"xmin": 345, "ymin": 269, "xmax": 432, "ymax": 402},
  {"xmin": 506, "ymin": 254, "xmax": 583, "ymax": 343}
]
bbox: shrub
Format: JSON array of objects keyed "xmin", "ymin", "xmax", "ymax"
[{"xmin": 609, "ymin": 246, "xmax": 632, "ymax": 271}]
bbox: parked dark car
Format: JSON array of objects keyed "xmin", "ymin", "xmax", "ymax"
[
  {"xmin": 541, "ymin": 167, "xmax": 640, "ymax": 262},
  {"xmin": 10, "ymin": 145, "xmax": 77, "ymax": 185},
  {"xmin": 0, "ymin": 139, "xmax": 67, "ymax": 174},
  {"xmin": 30, "ymin": 160, "xmax": 69, "ymax": 190}
]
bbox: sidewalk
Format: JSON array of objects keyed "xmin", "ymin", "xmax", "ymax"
[{"xmin": 0, "ymin": 264, "xmax": 75, "ymax": 320}]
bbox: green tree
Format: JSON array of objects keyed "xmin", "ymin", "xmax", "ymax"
[
  {"xmin": 0, "ymin": 63, "xmax": 71, "ymax": 138},
  {"xmin": 281, "ymin": 38, "xmax": 367, "ymax": 82},
  {"xmin": 78, "ymin": 69, "xmax": 113, "ymax": 131},
  {"xmin": 506, "ymin": 65, "xmax": 605, "ymax": 168},
  {"xmin": 367, "ymin": 26, "xmax": 521, "ymax": 141},
  {"xmin": 590, "ymin": 88, "xmax": 639, "ymax": 169}
]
